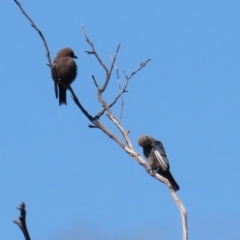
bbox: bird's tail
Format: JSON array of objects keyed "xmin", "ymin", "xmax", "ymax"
[
  {"xmin": 58, "ymin": 86, "xmax": 67, "ymax": 105},
  {"xmin": 159, "ymin": 170, "xmax": 180, "ymax": 191}
]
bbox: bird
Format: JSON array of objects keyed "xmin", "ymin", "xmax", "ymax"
[
  {"xmin": 138, "ymin": 135, "xmax": 180, "ymax": 191},
  {"xmin": 51, "ymin": 48, "xmax": 77, "ymax": 105}
]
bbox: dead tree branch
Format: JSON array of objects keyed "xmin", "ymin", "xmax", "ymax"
[
  {"xmin": 13, "ymin": 0, "xmax": 59, "ymax": 98},
  {"xmin": 117, "ymin": 71, "xmax": 124, "ymax": 123},
  {"xmin": 13, "ymin": 202, "xmax": 31, "ymax": 240},
  {"xmin": 82, "ymin": 26, "xmax": 188, "ymax": 240},
  {"xmin": 82, "ymin": 25, "xmax": 120, "ymax": 94},
  {"xmin": 96, "ymin": 58, "xmax": 150, "ymax": 119}
]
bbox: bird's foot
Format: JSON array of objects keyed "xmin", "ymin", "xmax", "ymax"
[{"xmin": 147, "ymin": 168, "xmax": 158, "ymax": 176}]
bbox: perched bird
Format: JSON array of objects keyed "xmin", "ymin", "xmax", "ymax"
[
  {"xmin": 51, "ymin": 48, "xmax": 77, "ymax": 105},
  {"xmin": 138, "ymin": 135, "xmax": 180, "ymax": 191}
]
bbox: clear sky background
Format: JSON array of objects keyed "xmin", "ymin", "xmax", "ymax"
[{"xmin": 1, "ymin": 1, "xmax": 240, "ymax": 240}]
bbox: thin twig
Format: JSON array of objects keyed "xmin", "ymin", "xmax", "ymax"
[
  {"xmin": 110, "ymin": 57, "xmax": 124, "ymax": 123},
  {"xmin": 123, "ymin": 58, "xmax": 151, "ymax": 80},
  {"xmin": 96, "ymin": 58, "xmax": 150, "ymax": 118},
  {"xmin": 96, "ymin": 87, "xmax": 127, "ymax": 119},
  {"xmin": 81, "ymin": 24, "xmax": 120, "ymax": 94},
  {"xmin": 82, "ymin": 25, "xmax": 108, "ymax": 73},
  {"xmin": 91, "ymin": 75, "xmax": 100, "ymax": 89},
  {"xmin": 13, "ymin": 0, "xmax": 52, "ymax": 65},
  {"xmin": 13, "ymin": 202, "xmax": 31, "ymax": 240},
  {"xmin": 100, "ymin": 44, "xmax": 120, "ymax": 93},
  {"xmin": 117, "ymin": 71, "xmax": 124, "ymax": 123},
  {"xmin": 13, "ymin": 0, "xmax": 58, "ymax": 98}
]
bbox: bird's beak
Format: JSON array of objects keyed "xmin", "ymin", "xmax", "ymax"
[{"xmin": 73, "ymin": 55, "xmax": 78, "ymax": 59}]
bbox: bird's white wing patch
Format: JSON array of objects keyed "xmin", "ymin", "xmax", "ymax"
[{"xmin": 153, "ymin": 149, "xmax": 168, "ymax": 171}]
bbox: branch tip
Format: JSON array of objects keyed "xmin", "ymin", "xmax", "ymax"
[{"xmin": 13, "ymin": 202, "xmax": 31, "ymax": 240}]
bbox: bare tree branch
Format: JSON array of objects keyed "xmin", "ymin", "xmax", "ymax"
[
  {"xmin": 96, "ymin": 58, "xmax": 150, "ymax": 119},
  {"xmin": 91, "ymin": 75, "xmax": 100, "ymax": 89},
  {"xmin": 110, "ymin": 59, "xmax": 124, "ymax": 123},
  {"xmin": 69, "ymin": 79, "xmax": 127, "ymax": 149},
  {"xmin": 96, "ymin": 85, "xmax": 127, "ymax": 119},
  {"xmin": 13, "ymin": 0, "xmax": 52, "ymax": 65},
  {"xmin": 82, "ymin": 25, "xmax": 108, "ymax": 73},
  {"xmin": 154, "ymin": 173, "xmax": 188, "ymax": 240},
  {"xmin": 13, "ymin": 202, "xmax": 31, "ymax": 240},
  {"xmin": 93, "ymin": 119, "xmax": 126, "ymax": 148},
  {"xmin": 100, "ymin": 44, "xmax": 120, "ymax": 93},
  {"xmin": 123, "ymin": 58, "xmax": 151, "ymax": 80},
  {"xmin": 81, "ymin": 24, "xmax": 120, "ymax": 94},
  {"xmin": 117, "ymin": 73, "xmax": 124, "ymax": 123},
  {"xmin": 82, "ymin": 28, "xmax": 188, "ymax": 240},
  {"xmin": 68, "ymin": 85, "xmax": 96, "ymax": 122},
  {"xmin": 13, "ymin": 0, "xmax": 58, "ymax": 98}
]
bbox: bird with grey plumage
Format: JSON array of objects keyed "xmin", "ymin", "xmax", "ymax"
[
  {"xmin": 51, "ymin": 48, "xmax": 77, "ymax": 105},
  {"xmin": 138, "ymin": 135, "xmax": 180, "ymax": 191}
]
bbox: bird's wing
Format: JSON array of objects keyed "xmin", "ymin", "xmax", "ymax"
[
  {"xmin": 51, "ymin": 63, "xmax": 58, "ymax": 99},
  {"xmin": 54, "ymin": 82, "xmax": 58, "ymax": 99},
  {"xmin": 153, "ymin": 141, "xmax": 169, "ymax": 171}
]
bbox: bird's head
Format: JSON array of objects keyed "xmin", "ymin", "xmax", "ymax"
[
  {"xmin": 138, "ymin": 135, "xmax": 155, "ymax": 147},
  {"xmin": 57, "ymin": 48, "xmax": 78, "ymax": 59}
]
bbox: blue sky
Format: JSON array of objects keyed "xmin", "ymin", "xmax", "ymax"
[{"xmin": 1, "ymin": 1, "xmax": 240, "ymax": 239}]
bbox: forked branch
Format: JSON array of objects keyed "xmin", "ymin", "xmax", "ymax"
[{"xmin": 82, "ymin": 27, "xmax": 187, "ymax": 240}]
